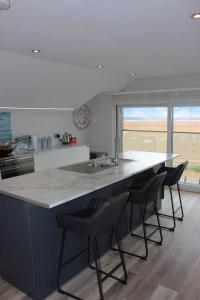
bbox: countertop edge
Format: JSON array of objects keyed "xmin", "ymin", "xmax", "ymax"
[{"xmin": 0, "ymin": 152, "xmax": 179, "ymax": 209}]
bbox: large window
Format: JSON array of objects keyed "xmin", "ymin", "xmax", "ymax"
[
  {"xmin": 120, "ymin": 105, "xmax": 200, "ymax": 189},
  {"xmin": 121, "ymin": 107, "xmax": 167, "ymax": 153},
  {"xmin": 173, "ymin": 107, "xmax": 200, "ymax": 185}
]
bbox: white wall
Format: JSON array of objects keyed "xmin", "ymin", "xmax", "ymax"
[
  {"xmin": 4, "ymin": 109, "xmax": 89, "ymax": 145},
  {"xmin": 87, "ymin": 93, "xmax": 114, "ymax": 155}
]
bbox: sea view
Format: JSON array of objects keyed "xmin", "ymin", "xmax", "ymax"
[{"xmin": 121, "ymin": 107, "xmax": 200, "ymax": 185}]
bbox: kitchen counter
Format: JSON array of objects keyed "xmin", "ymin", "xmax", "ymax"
[
  {"xmin": 0, "ymin": 151, "xmax": 177, "ymax": 208},
  {"xmin": 0, "ymin": 151, "xmax": 178, "ymax": 300},
  {"xmin": 33, "ymin": 144, "xmax": 89, "ymax": 172},
  {"xmin": 34, "ymin": 143, "xmax": 88, "ymax": 154}
]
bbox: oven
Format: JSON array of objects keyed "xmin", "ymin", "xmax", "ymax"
[{"xmin": 0, "ymin": 155, "xmax": 34, "ymax": 180}]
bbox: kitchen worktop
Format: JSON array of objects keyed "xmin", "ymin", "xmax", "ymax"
[{"xmin": 0, "ymin": 151, "xmax": 178, "ymax": 209}]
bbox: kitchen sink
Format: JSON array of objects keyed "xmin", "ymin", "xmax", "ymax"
[
  {"xmin": 88, "ymin": 158, "xmax": 134, "ymax": 167},
  {"xmin": 59, "ymin": 157, "xmax": 135, "ymax": 174}
]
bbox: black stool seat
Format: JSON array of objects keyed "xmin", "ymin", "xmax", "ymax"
[
  {"xmin": 112, "ymin": 172, "xmax": 166, "ymax": 260},
  {"xmin": 57, "ymin": 207, "xmax": 95, "ymax": 235},
  {"xmin": 56, "ymin": 192, "xmax": 129, "ymax": 300},
  {"xmin": 159, "ymin": 161, "xmax": 188, "ymax": 187},
  {"xmin": 157, "ymin": 161, "xmax": 188, "ymax": 230}
]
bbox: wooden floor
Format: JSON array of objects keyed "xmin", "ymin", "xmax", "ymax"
[{"xmin": 0, "ymin": 189, "xmax": 200, "ymax": 300}]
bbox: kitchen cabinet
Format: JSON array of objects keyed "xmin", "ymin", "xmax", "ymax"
[{"xmin": 34, "ymin": 144, "xmax": 89, "ymax": 172}]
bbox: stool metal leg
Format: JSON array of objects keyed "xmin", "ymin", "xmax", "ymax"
[
  {"xmin": 90, "ymin": 231, "xmax": 128, "ymax": 284},
  {"xmin": 168, "ymin": 186, "xmax": 176, "ymax": 231},
  {"xmin": 130, "ymin": 203, "xmax": 148, "ymax": 259},
  {"xmin": 177, "ymin": 182, "xmax": 184, "ymax": 221},
  {"xmin": 113, "ymin": 228, "xmax": 128, "ymax": 283},
  {"xmin": 154, "ymin": 198, "xmax": 163, "ymax": 245},
  {"xmin": 88, "ymin": 236, "xmax": 102, "ymax": 272},
  {"xmin": 117, "ymin": 203, "xmax": 148, "ymax": 260},
  {"xmin": 144, "ymin": 198, "xmax": 163, "ymax": 245},
  {"xmin": 158, "ymin": 183, "xmax": 184, "ymax": 226},
  {"xmin": 158, "ymin": 186, "xmax": 176, "ymax": 231},
  {"xmin": 91, "ymin": 237, "xmax": 104, "ymax": 300},
  {"xmin": 57, "ymin": 229, "xmax": 83, "ymax": 300}
]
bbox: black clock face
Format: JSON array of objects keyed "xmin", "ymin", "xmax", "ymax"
[{"xmin": 73, "ymin": 105, "xmax": 91, "ymax": 129}]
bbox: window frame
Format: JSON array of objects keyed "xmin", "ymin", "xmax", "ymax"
[{"xmin": 117, "ymin": 103, "xmax": 200, "ymax": 192}]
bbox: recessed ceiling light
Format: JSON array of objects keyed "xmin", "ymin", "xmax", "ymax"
[
  {"xmin": 130, "ymin": 73, "xmax": 136, "ymax": 77},
  {"xmin": 191, "ymin": 13, "xmax": 200, "ymax": 19},
  {"xmin": 0, "ymin": 0, "xmax": 10, "ymax": 10},
  {"xmin": 32, "ymin": 49, "xmax": 40, "ymax": 54},
  {"xmin": 96, "ymin": 65, "xmax": 104, "ymax": 68}
]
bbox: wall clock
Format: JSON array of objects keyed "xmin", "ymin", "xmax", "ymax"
[{"xmin": 72, "ymin": 105, "xmax": 91, "ymax": 129}]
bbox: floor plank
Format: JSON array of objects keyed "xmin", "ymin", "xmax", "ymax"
[{"xmin": 149, "ymin": 285, "xmax": 177, "ymax": 300}]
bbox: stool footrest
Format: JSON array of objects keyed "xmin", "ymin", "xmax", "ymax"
[
  {"xmin": 57, "ymin": 288, "xmax": 83, "ymax": 300},
  {"xmin": 131, "ymin": 230, "xmax": 162, "ymax": 245},
  {"xmin": 143, "ymin": 224, "xmax": 159, "ymax": 238},
  {"xmin": 145, "ymin": 221, "xmax": 175, "ymax": 232},
  {"xmin": 158, "ymin": 210, "xmax": 183, "ymax": 221},
  {"xmin": 112, "ymin": 246, "xmax": 147, "ymax": 260},
  {"xmin": 90, "ymin": 262, "xmax": 125, "ymax": 283},
  {"xmin": 61, "ymin": 248, "xmax": 88, "ymax": 268}
]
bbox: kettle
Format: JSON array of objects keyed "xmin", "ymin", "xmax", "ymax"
[{"xmin": 62, "ymin": 132, "xmax": 71, "ymax": 144}]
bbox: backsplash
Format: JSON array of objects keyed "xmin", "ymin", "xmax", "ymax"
[{"xmin": 0, "ymin": 112, "xmax": 12, "ymax": 142}]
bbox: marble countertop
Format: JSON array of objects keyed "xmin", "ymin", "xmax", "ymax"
[{"xmin": 0, "ymin": 151, "xmax": 178, "ymax": 209}]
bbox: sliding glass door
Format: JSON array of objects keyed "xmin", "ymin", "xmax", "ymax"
[
  {"xmin": 119, "ymin": 105, "xmax": 200, "ymax": 190},
  {"xmin": 173, "ymin": 106, "xmax": 200, "ymax": 186}
]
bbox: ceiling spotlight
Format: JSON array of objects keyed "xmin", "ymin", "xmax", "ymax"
[
  {"xmin": 191, "ymin": 13, "xmax": 200, "ymax": 19},
  {"xmin": 32, "ymin": 49, "xmax": 40, "ymax": 54},
  {"xmin": 130, "ymin": 73, "xmax": 136, "ymax": 77},
  {"xmin": 96, "ymin": 65, "xmax": 104, "ymax": 68},
  {"xmin": 0, "ymin": 0, "xmax": 10, "ymax": 10}
]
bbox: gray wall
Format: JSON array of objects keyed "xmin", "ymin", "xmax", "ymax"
[
  {"xmin": 0, "ymin": 109, "xmax": 88, "ymax": 145},
  {"xmin": 87, "ymin": 93, "xmax": 114, "ymax": 155}
]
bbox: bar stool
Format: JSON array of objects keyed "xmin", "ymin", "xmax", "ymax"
[
  {"xmin": 157, "ymin": 161, "xmax": 188, "ymax": 231},
  {"xmin": 56, "ymin": 191, "xmax": 129, "ymax": 300},
  {"xmin": 113, "ymin": 172, "xmax": 166, "ymax": 260}
]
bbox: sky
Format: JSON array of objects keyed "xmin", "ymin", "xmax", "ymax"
[{"xmin": 123, "ymin": 107, "xmax": 200, "ymax": 119}]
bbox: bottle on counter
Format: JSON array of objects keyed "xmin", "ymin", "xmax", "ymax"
[
  {"xmin": 41, "ymin": 137, "xmax": 48, "ymax": 150},
  {"xmin": 47, "ymin": 137, "xmax": 52, "ymax": 149},
  {"xmin": 62, "ymin": 132, "xmax": 71, "ymax": 144},
  {"xmin": 37, "ymin": 137, "xmax": 42, "ymax": 150}
]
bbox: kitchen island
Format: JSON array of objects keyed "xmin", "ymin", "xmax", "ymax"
[{"xmin": 0, "ymin": 151, "xmax": 177, "ymax": 300}]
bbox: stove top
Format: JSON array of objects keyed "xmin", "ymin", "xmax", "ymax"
[
  {"xmin": 0, "ymin": 150, "xmax": 34, "ymax": 171},
  {"xmin": 0, "ymin": 150, "xmax": 33, "ymax": 161}
]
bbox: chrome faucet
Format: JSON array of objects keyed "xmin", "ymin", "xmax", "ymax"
[{"xmin": 113, "ymin": 136, "xmax": 119, "ymax": 165}]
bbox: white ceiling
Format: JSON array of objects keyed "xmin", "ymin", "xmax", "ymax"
[
  {"xmin": 0, "ymin": 0, "xmax": 200, "ymax": 79},
  {"xmin": 0, "ymin": 50, "xmax": 128, "ymax": 108},
  {"xmin": 0, "ymin": 0, "xmax": 200, "ymax": 109}
]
